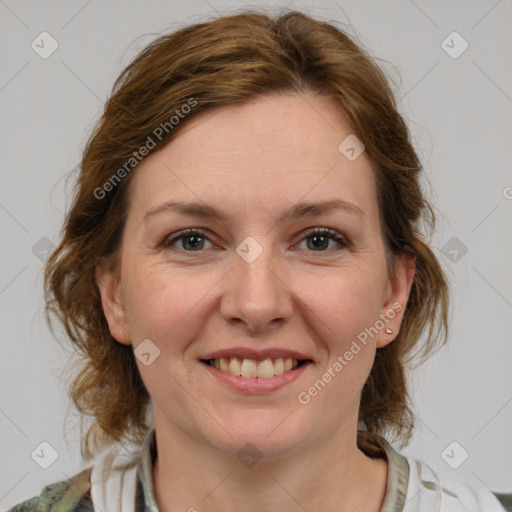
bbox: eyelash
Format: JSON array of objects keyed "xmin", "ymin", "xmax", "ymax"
[{"xmin": 161, "ymin": 227, "xmax": 350, "ymax": 254}]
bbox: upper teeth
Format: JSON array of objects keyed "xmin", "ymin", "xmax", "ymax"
[{"xmin": 209, "ymin": 357, "xmax": 299, "ymax": 378}]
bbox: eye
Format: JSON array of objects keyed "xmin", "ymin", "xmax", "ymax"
[
  {"xmin": 295, "ymin": 228, "xmax": 349, "ymax": 252},
  {"xmin": 162, "ymin": 229, "xmax": 213, "ymax": 251}
]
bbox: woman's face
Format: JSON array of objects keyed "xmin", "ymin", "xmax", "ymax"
[{"xmin": 97, "ymin": 91, "xmax": 415, "ymax": 458}]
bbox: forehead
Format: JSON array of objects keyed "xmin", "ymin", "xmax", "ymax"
[{"xmin": 128, "ymin": 91, "xmax": 379, "ymax": 221}]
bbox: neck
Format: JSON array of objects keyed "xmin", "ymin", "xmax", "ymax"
[{"xmin": 151, "ymin": 420, "xmax": 388, "ymax": 512}]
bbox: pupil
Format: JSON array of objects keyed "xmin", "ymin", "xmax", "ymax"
[
  {"xmin": 309, "ymin": 235, "xmax": 327, "ymax": 250},
  {"xmin": 184, "ymin": 235, "xmax": 203, "ymax": 250}
]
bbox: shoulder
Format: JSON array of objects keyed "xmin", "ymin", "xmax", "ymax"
[
  {"xmin": 434, "ymin": 476, "xmax": 511, "ymax": 512},
  {"xmin": 405, "ymin": 457, "xmax": 510, "ymax": 512},
  {"xmin": 7, "ymin": 466, "xmax": 93, "ymax": 512}
]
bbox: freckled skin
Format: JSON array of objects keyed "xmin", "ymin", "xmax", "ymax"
[{"xmin": 97, "ymin": 91, "xmax": 415, "ymax": 512}]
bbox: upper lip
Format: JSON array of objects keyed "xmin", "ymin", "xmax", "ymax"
[{"xmin": 200, "ymin": 347, "xmax": 313, "ymax": 362}]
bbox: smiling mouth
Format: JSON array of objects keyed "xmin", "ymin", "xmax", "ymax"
[{"xmin": 200, "ymin": 357, "xmax": 312, "ymax": 378}]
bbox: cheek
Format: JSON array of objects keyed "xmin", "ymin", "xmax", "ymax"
[
  {"xmin": 302, "ymin": 271, "xmax": 385, "ymax": 396},
  {"xmin": 304, "ymin": 278, "xmax": 382, "ymax": 407},
  {"xmin": 305, "ymin": 271, "xmax": 385, "ymax": 342},
  {"xmin": 123, "ymin": 265, "xmax": 210, "ymax": 351},
  {"xmin": 124, "ymin": 268, "xmax": 209, "ymax": 398}
]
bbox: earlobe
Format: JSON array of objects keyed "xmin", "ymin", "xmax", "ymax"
[
  {"xmin": 376, "ymin": 250, "xmax": 416, "ymax": 348},
  {"xmin": 95, "ymin": 264, "xmax": 131, "ymax": 345}
]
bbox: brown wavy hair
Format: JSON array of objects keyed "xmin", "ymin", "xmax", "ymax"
[{"xmin": 44, "ymin": 8, "xmax": 449, "ymax": 460}]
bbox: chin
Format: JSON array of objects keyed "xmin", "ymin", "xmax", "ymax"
[{"xmin": 205, "ymin": 416, "xmax": 311, "ymax": 461}]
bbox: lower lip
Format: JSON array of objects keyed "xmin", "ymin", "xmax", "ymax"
[{"xmin": 199, "ymin": 361, "xmax": 312, "ymax": 394}]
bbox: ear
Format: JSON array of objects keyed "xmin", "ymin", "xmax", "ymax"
[
  {"xmin": 95, "ymin": 263, "xmax": 131, "ymax": 345},
  {"xmin": 376, "ymin": 249, "xmax": 416, "ymax": 348}
]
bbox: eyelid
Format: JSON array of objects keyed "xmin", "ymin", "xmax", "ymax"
[{"xmin": 299, "ymin": 227, "xmax": 349, "ymax": 244}]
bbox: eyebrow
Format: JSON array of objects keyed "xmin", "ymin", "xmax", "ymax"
[{"xmin": 143, "ymin": 198, "xmax": 365, "ymax": 224}]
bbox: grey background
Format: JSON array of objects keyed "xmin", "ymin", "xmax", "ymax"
[{"xmin": 1, "ymin": 0, "xmax": 511, "ymax": 509}]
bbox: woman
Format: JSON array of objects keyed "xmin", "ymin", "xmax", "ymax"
[{"xmin": 8, "ymin": 9, "xmax": 509, "ymax": 512}]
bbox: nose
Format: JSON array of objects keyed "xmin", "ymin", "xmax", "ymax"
[{"xmin": 220, "ymin": 240, "xmax": 294, "ymax": 333}]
